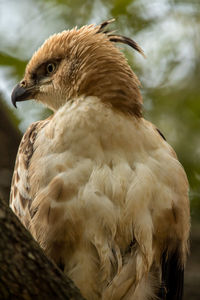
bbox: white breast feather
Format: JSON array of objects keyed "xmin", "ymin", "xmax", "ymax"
[{"xmin": 12, "ymin": 96, "xmax": 189, "ymax": 300}]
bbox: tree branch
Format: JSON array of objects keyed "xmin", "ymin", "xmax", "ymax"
[{"xmin": 0, "ymin": 198, "xmax": 85, "ymax": 300}]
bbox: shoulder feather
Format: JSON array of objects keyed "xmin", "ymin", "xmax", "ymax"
[{"xmin": 9, "ymin": 118, "xmax": 50, "ymax": 227}]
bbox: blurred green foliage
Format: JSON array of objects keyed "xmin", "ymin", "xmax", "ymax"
[{"xmin": 0, "ymin": 0, "xmax": 199, "ymax": 218}]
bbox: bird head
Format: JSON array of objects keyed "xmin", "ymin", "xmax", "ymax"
[{"xmin": 11, "ymin": 20, "xmax": 145, "ymax": 116}]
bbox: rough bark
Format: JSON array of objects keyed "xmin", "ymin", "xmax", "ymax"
[{"xmin": 0, "ymin": 197, "xmax": 85, "ymax": 300}]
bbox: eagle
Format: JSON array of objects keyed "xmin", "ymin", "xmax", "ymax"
[{"xmin": 10, "ymin": 20, "xmax": 190, "ymax": 300}]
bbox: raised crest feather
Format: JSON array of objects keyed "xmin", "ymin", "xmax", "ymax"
[{"xmin": 98, "ymin": 19, "xmax": 146, "ymax": 58}]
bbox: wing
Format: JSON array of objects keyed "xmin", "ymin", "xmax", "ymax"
[
  {"xmin": 9, "ymin": 117, "xmax": 51, "ymax": 228},
  {"xmin": 156, "ymin": 128, "xmax": 166, "ymax": 141},
  {"xmin": 158, "ymin": 249, "xmax": 184, "ymax": 300},
  {"xmin": 151, "ymin": 123, "xmax": 188, "ymax": 300},
  {"xmin": 152, "ymin": 123, "xmax": 187, "ymax": 300},
  {"xmin": 103, "ymin": 120, "xmax": 189, "ymax": 300}
]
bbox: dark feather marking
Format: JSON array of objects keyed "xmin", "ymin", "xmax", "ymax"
[
  {"xmin": 19, "ymin": 123, "xmax": 39, "ymax": 170},
  {"xmin": 97, "ymin": 20, "xmax": 145, "ymax": 58},
  {"xmin": 125, "ymin": 239, "xmax": 136, "ymax": 255},
  {"xmin": 98, "ymin": 19, "xmax": 115, "ymax": 33},
  {"xmin": 13, "ymin": 205, "xmax": 18, "ymax": 215},
  {"xmin": 20, "ymin": 119, "xmax": 49, "ymax": 170},
  {"xmin": 172, "ymin": 204, "xmax": 178, "ymax": 224},
  {"xmin": 19, "ymin": 193, "xmax": 28, "ymax": 209},
  {"xmin": 47, "ymin": 206, "xmax": 51, "ymax": 223},
  {"xmin": 23, "ymin": 124, "xmax": 39, "ymax": 169},
  {"xmin": 109, "ymin": 35, "xmax": 145, "ymax": 58},
  {"xmin": 16, "ymin": 171, "xmax": 20, "ymax": 182},
  {"xmin": 13, "ymin": 185, "xmax": 18, "ymax": 198},
  {"xmin": 29, "ymin": 206, "xmax": 38, "ymax": 219},
  {"xmin": 57, "ymin": 261, "xmax": 65, "ymax": 272},
  {"xmin": 157, "ymin": 128, "xmax": 166, "ymax": 141},
  {"xmin": 158, "ymin": 249, "xmax": 184, "ymax": 300}
]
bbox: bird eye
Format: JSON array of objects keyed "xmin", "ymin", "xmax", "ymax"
[{"xmin": 46, "ymin": 63, "xmax": 56, "ymax": 74}]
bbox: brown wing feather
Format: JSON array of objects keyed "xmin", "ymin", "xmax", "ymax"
[
  {"xmin": 158, "ymin": 249, "xmax": 184, "ymax": 300},
  {"xmin": 9, "ymin": 118, "xmax": 51, "ymax": 227}
]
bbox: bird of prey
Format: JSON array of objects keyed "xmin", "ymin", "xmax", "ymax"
[{"xmin": 10, "ymin": 20, "xmax": 190, "ymax": 300}]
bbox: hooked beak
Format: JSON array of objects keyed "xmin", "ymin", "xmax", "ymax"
[{"xmin": 11, "ymin": 83, "xmax": 36, "ymax": 108}]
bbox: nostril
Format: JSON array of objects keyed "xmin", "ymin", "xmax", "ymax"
[{"xmin": 20, "ymin": 80, "xmax": 26, "ymax": 87}]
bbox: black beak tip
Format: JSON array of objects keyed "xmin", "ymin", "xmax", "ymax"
[
  {"xmin": 11, "ymin": 94, "xmax": 17, "ymax": 108},
  {"xmin": 11, "ymin": 82, "xmax": 35, "ymax": 108},
  {"xmin": 11, "ymin": 83, "xmax": 31, "ymax": 108},
  {"xmin": 11, "ymin": 84, "xmax": 21, "ymax": 108}
]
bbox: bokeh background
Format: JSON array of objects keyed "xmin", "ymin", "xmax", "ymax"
[{"xmin": 0, "ymin": 0, "xmax": 199, "ymax": 298}]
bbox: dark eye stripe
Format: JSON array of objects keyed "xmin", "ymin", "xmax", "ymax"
[{"xmin": 31, "ymin": 59, "xmax": 61, "ymax": 82}]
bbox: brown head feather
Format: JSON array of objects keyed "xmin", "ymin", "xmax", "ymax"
[{"xmin": 17, "ymin": 20, "xmax": 144, "ymax": 116}]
